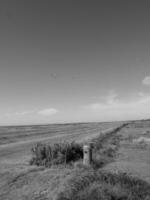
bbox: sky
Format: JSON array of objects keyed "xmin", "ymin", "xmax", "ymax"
[{"xmin": 0, "ymin": 0, "xmax": 150, "ymax": 125}]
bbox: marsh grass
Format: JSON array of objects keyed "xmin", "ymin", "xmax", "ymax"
[{"xmin": 30, "ymin": 141, "xmax": 83, "ymax": 167}]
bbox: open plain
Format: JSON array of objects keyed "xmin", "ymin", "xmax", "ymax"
[
  {"xmin": 0, "ymin": 120, "xmax": 150, "ymax": 199},
  {"xmin": 0, "ymin": 121, "xmax": 121, "ymax": 200}
]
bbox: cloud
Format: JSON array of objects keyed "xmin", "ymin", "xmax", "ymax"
[
  {"xmin": 84, "ymin": 91, "xmax": 150, "ymax": 121},
  {"xmin": 5, "ymin": 108, "xmax": 58, "ymax": 117},
  {"xmin": 5, "ymin": 110, "xmax": 35, "ymax": 117},
  {"xmin": 38, "ymin": 108, "xmax": 58, "ymax": 116},
  {"xmin": 142, "ymin": 76, "xmax": 150, "ymax": 86}
]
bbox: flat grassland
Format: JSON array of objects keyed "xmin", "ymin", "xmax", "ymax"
[
  {"xmin": 0, "ymin": 121, "xmax": 121, "ymax": 200},
  {"xmin": 0, "ymin": 120, "xmax": 150, "ymax": 199},
  {"xmin": 105, "ymin": 120, "xmax": 150, "ymax": 183}
]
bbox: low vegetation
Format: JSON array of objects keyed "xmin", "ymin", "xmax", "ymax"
[
  {"xmin": 30, "ymin": 125, "xmax": 126, "ymax": 168},
  {"xmin": 2, "ymin": 121, "xmax": 150, "ymax": 199},
  {"xmin": 56, "ymin": 169, "xmax": 150, "ymax": 200},
  {"xmin": 30, "ymin": 123, "xmax": 150, "ymax": 199},
  {"xmin": 91, "ymin": 126, "xmax": 123, "ymax": 168}
]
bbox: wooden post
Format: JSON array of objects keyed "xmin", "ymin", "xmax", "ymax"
[{"xmin": 83, "ymin": 144, "xmax": 92, "ymax": 165}]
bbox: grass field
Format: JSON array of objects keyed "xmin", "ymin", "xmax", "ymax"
[
  {"xmin": 0, "ymin": 120, "xmax": 150, "ymax": 199},
  {"xmin": 0, "ymin": 121, "xmax": 121, "ymax": 200},
  {"xmin": 105, "ymin": 120, "xmax": 150, "ymax": 183}
]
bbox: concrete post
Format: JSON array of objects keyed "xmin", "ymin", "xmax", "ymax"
[{"xmin": 83, "ymin": 144, "xmax": 92, "ymax": 165}]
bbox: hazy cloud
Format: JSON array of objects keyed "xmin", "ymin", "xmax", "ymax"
[
  {"xmin": 84, "ymin": 91, "xmax": 150, "ymax": 121},
  {"xmin": 5, "ymin": 110, "xmax": 35, "ymax": 117},
  {"xmin": 5, "ymin": 108, "xmax": 58, "ymax": 117},
  {"xmin": 38, "ymin": 108, "xmax": 58, "ymax": 116},
  {"xmin": 142, "ymin": 76, "xmax": 150, "ymax": 86}
]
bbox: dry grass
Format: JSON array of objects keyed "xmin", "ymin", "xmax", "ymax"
[
  {"xmin": 132, "ymin": 137, "xmax": 150, "ymax": 149},
  {"xmin": 56, "ymin": 168, "xmax": 150, "ymax": 200}
]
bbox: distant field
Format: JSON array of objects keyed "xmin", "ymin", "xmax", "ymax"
[
  {"xmin": 0, "ymin": 122, "xmax": 123, "ymax": 145},
  {"xmin": 0, "ymin": 122, "xmax": 121, "ymax": 161}
]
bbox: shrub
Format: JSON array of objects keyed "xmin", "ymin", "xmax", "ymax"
[
  {"xmin": 30, "ymin": 141, "xmax": 83, "ymax": 167},
  {"xmin": 56, "ymin": 169, "xmax": 150, "ymax": 200}
]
